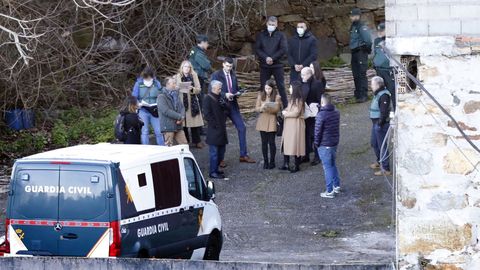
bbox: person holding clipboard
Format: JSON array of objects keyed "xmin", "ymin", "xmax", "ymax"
[{"xmin": 174, "ymin": 60, "xmax": 205, "ymax": 149}]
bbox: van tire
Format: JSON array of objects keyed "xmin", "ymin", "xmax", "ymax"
[
  {"xmin": 137, "ymin": 249, "xmax": 149, "ymax": 258},
  {"xmin": 203, "ymin": 232, "xmax": 221, "ymax": 261}
]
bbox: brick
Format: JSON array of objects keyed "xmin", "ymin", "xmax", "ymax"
[
  {"xmin": 428, "ymin": 20, "xmax": 461, "ymax": 35},
  {"xmin": 418, "ymin": 5, "xmax": 450, "ymax": 20},
  {"xmin": 451, "ymin": 5, "xmax": 480, "ymax": 19},
  {"xmin": 396, "ymin": 21, "xmax": 429, "ymax": 36},
  {"xmin": 462, "ymin": 20, "xmax": 480, "ymax": 35},
  {"xmin": 386, "ymin": 6, "xmax": 418, "ymax": 21}
]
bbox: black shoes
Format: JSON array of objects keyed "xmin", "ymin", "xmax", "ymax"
[
  {"xmin": 311, "ymin": 158, "xmax": 320, "ymax": 166},
  {"xmin": 356, "ymin": 97, "xmax": 368, "ymax": 103},
  {"xmin": 209, "ymin": 172, "xmax": 225, "ymax": 179},
  {"xmin": 279, "ymin": 163, "xmax": 289, "ymax": 170},
  {"xmin": 267, "ymin": 162, "xmax": 276, "ymax": 170},
  {"xmin": 289, "ymin": 165, "xmax": 300, "ymax": 173}
]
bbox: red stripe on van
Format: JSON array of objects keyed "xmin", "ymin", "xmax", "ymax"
[{"xmin": 10, "ymin": 219, "xmax": 109, "ymax": 228}]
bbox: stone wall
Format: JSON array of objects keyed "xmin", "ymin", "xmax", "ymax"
[
  {"xmin": 229, "ymin": 0, "xmax": 385, "ymax": 61},
  {"xmin": 387, "ymin": 1, "xmax": 480, "ymax": 269}
]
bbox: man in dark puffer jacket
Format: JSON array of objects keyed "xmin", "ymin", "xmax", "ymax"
[{"xmin": 314, "ymin": 93, "xmax": 341, "ymax": 199}]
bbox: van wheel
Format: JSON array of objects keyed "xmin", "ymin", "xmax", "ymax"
[
  {"xmin": 203, "ymin": 232, "xmax": 221, "ymax": 261},
  {"xmin": 137, "ymin": 249, "xmax": 149, "ymax": 258}
]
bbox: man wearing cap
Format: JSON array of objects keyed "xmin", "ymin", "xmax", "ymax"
[
  {"xmin": 255, "ymin": 16, "xmax": 289, "ymax": 108},
  {"xmin": 349, "ymin": 8, "xmax": 372, "ymax": 103},
  {"xmin": 189, "ymin": 34, "xmax": 212, "ymax": 96},
  {"xmin": 373, "ymin": 22, "xmax": 396, "ymax": 110}
]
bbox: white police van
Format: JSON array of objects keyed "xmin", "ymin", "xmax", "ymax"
[{"xmin": 3, "ymin": 143, "xmax": 222, "ymax": 259}]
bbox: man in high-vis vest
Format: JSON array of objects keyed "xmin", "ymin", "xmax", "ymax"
[{"xmin": 369, "ymin": 76, "xmax": 392, "ymax": 176}]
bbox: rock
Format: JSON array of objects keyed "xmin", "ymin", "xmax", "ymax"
[
  {"xmin": 231, "ymin": 27, "xmax": 251, "ymax": 40},
  {"xmin": 265, "ymin": 0, "xmax": 292, "ymax": 16},
  {"xmin": 339, "ymin": 53, "xmax": 352, "ymax": 63},
  {"xmin": 447, "ymin": 120, "xmax": 477, "ymax": 131},
  {"xmin": 401, "ymin": 197, "xmax": 417, "ymax": 209},
  {"xmin": 357, "ymin": 0, "xmax": 384, "ymax": 10},
  {"xmin": 422, "ymin": 132, "xmax": 448, "ymax": 147},
  {"xmin": 464, "ymin": 101, "xmax": 480, "ymax": 114},
  {"xmin": 427, "ymin": 192, "xmax": 468, "ymax": 211},
  {"xmin": 332, "ymin": 16, "xmax": 352, "ymax": 45},
  {"xmin": 311, "ymin": 22, "xmax": 334, "ymax": 38},
  {"xmin": 317, "ymin": 37, "xmax": 338, "ymax": 61},
  {"xmin": 278, "ymin": 14, "xmax": 304, "ymax": 23},
  {"xmin": 443, "ymin": 149, "xmax": 480, "ymax": 175},
  {"xmin": 238, "ymin": 42, "xmax": 254, "ymax": 56},
  {"xmin": 361, "ymin": 11, "xmax": 376, "ymax": 30},
  {"xmin": 403, "ymin": 149, "xmax": 433, "ymax": 176},
  {"xmin": 226, "ymin": 41, "xmax": 244, "ymax": 52}
]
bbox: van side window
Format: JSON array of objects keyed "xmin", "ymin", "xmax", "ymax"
[
  {"xmin": 151, "ymin": 159, "xmax": 182, "ymax": 210},
  {"xmin": 184, "ymin": 158, "xmax": 207, "ymax": 201},
  {"xmin": 138, "ymin": 173, "xmax": 147, "ymax": 187}
]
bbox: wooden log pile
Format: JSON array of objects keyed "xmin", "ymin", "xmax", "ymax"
[{"xmin": 237, "ymin": 68, "xmax": 377, "ymax": 114}]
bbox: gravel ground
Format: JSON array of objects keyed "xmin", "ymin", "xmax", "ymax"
[
  {"xmin": 0, "ymin": 102, "xmax": 395, "ymax": 264},
  {"xmin": 190, "ymin": 101, "xmax": 395, "ymax": 264}
]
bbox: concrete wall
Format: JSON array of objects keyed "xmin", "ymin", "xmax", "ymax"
[
  {"xmin": 0, "ymin": 257, "xmax": 393, "ymax": 270},
  {"xmin": 386, "ymin": 1, "xmax": 480, "ymax": 269}
]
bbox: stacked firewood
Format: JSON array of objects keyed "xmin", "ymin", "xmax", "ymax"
[{"xmin": 237, "ymin": 68, "xmax": 377, "ymax": 114}]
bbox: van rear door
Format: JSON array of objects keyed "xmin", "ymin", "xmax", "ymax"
[
  {"xmin": 57, "ymin": 164, "xmax": 110, "ymax": 257},
  {"xmin": 9, "ymin": 164, "xmax": 60, "ymax": 256}
]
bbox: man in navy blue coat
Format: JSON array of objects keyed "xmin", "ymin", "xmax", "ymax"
[
  {"xmin": 211, "ymin": 57, "xmax": 256, "ymax": 164},
  {"xmin": 314, "ymin": 93, "xmax": 341, "ymax": 199}
]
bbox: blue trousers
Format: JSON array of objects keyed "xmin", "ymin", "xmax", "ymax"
[
  {"xmin": 318, "ymin": 146, "xmax": 341, "ymax": 193},
  {"xmin": 139, "ymin": 109, "xmax": 164, "ymax": 145},
  {"xmin": 371, "ymin": 122, "xmax": 390, "ymax": 171},
  {"xmin": 209, "ymin": 145, "xmax": 226, "ymax": 175},
  {"xmin": 227, "ymin": 105, "xmax": 248, "ymax": 157}
]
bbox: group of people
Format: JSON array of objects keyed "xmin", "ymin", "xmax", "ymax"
[{"xmin": 119, "ymin": 7, "xmax": 395, "ymax": 199}]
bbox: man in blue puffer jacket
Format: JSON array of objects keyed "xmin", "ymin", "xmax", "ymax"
[{"xmin": 314, "ymin": 93, "xmax": 341, "ymax": 199}]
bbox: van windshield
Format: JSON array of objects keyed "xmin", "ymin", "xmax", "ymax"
[{"xmin": 12, "ymin": 169, "xmax": 59, "ymax": 220}]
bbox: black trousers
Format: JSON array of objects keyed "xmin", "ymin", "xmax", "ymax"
[
  {"xmin": 184, "ymin": 126, "xmax": 202, "ymax": 144},
  {"xmin": 260, "ymin": 131, "xmax": 276, "ymax": 162},
  {"xmin": 351, "ymin": 50, "xmax": 369, "ymax": 100},
  {"xmin": 305, "ymin": 117, "xmax": 319, "ymax": 160},
  {"xmin": 375, "ymin": 68, "xmax": 396, "ymax": 110},
  {"xmin": 260, "ymin": 66, "xmax": 288, "ymax": 108}
]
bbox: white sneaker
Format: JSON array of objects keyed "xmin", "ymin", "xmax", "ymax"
[
  {"xmin": 320, "ymin": 191, "xmax": 335, "ymax": 199},
  {"xmin": 333, "ymin": 186, "xmax": 341, "ymax": 194}
]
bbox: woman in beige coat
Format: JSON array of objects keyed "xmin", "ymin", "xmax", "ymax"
[
  {"xmin": 174, "ymin": 60, "xmax": 205, "ymax": 149},
  {"xmin": 256, "ymin": 79, "xmax": 282, "ymax": 169},
  {"xmin": 280, "ymin": 81, "xmax": 305, "ymax": 173}
]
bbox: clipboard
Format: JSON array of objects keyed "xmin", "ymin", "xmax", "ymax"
[{"xmin": 179, "ymin": 82, "xmax": 192, "ymax": 94}]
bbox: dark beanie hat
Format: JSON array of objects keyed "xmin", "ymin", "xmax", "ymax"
[{"xmin": 350, "ymin": 8, "xmax": 361, "ymax": 16}]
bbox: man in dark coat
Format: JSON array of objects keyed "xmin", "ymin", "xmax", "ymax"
[
  {"xmin": 373, "ymin": 22, "xmax": 396, "ymax": 110},
  {"xmin": 301, "ymin": 67, "xmax": 325, "ymax": 165},
  {"xmin": 255, "ymin": 16, "xmax": 288, "ymax": 108},
  {"xmin": 288, "ymin": 21, "xmax": 318, "ymax": 83},
  {"xmin": 203, "ymin": 80, "xmax": 229, "ymax": 179},
  {"xmin": 189, "ymin": 34, "xmax": 212, "ymax": 94},
  {"xmin": 211, "ymin": 57, "xmax": 256, "ymax": 164},
  {"xmin": 314, "ymin": 93, "xmax": 341, "ymax": 199},
  {"xmin": 349, "ymin": 8, "xmax": 372, "ymax": 103}
]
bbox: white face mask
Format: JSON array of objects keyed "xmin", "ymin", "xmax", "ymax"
[
  {"xmin": 267, "ymin": 25, "xmax": 276, "ymax": 32},
  {"xmin": 144, "ymin": 79, "xmax": 153, "ymax": 87},
  {"xmin": 297, "ymin": 28, "xmax": 305, "ymax": 36}
]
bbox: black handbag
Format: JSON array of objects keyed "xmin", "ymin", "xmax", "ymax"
[{"xmin": 276, "ymin": 115, "xmax": 284, "ymax": 137}]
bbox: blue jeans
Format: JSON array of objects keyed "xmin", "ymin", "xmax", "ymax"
[
  {"xmin": 227, "ymin": 105, "xmax": 248, "ymax": 157},
  {"xmin": 139, "ymin": 109, "xmax": 164, "ymax": 145},
  {"xmin": 371, "ymin": 122, "xmax": 390, "ymax": 171},
  {"xmin": 209, "ymin": 145, "xmax": 226, "ymax": 175},
  {"xmin": 318, "ymin": 146, "xmax": 341, "ymax": 193}
]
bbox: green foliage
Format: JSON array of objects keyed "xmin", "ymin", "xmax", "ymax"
[
  {"xmin": 1, "ymin": 108, "xmax": 118, "ymax": 162},
  {"xmin": 320, "ymin": 56, "xmax": 347, "ymax": 68}
]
